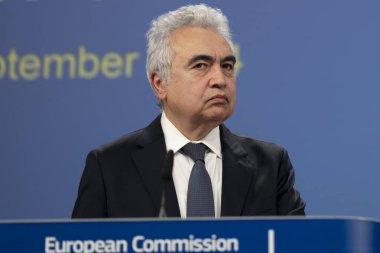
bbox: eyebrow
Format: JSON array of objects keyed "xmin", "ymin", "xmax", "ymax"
[
  {"xmin": 186, "ymin": 54, "xmax": 236, "ymax": 67},
  {"xmin": 187, "ymin": 55, "xmax": 214, "ymax": 67},
  {"xmin": 223, "ymin": 55, "xmax": 236, "ymax": 64}
]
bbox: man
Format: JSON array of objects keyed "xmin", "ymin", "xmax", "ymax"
[{"xmin": 72, "ymin": 4, "xmax": 305, "ymax": 218}]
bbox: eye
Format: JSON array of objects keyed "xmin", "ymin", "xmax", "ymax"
[
  {"xmin": 223, "ymin": 62, "xmax": 235, "ymax": 71},
  {"xmin": 193, "ymin": 62, "xmax": 208, "ymax": 69}
]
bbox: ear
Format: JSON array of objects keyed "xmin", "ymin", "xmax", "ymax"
[{"xmin": 150, "ymin": 72, "xmax": 167, "ymax": 100}]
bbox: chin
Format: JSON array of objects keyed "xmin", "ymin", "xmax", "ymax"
[{"xmin": 207, "ymin": 111, "xmax": 232, "ymax": 124}]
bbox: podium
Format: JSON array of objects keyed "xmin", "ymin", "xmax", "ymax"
[{"xmin": 0, "ymin": 217, "xmax": 379, "ymax": 252}]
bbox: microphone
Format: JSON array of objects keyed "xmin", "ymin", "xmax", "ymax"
[{"xmin": 159, "ymin": 150, "xmax": 174, "ymax": 218}]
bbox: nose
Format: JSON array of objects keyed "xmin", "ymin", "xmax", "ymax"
[{"xmin": 209, "ymin": 65, "xmax": 227, "ymax": 88}]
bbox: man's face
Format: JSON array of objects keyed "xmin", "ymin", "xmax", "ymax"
[{"xmin": 156, "ymin": 26, "xmax": 236, "ymax": 133}]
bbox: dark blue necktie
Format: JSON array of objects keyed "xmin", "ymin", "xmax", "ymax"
[{"xmin": 182, "ymin": 143, "xmax": 215, "ymax": 217}]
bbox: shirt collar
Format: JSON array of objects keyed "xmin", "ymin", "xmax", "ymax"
[{"xmin": 161, "ymin": 112, "xmax": 222, "ymax": 158}]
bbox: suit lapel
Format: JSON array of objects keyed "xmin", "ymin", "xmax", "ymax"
[
  {"xmin": 220, "ymin": 125, "xmax": 256, "ymax": 216},
  {"xmin": 131, "ymin": 115, "xmax": 180, "ymax": 217}
]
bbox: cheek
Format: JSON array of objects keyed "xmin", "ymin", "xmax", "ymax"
[
  {"xmin": 176, "ymin": 80, "xmax": 202, "ymax": 97},
  {"xmin": 168, "ymin": 74, "xmax": 206, "ymax": 104},
  {"xmin": 167, "ymin": 83, "xmax": 194, "ymax": 107},
  {"xmin": 229, "ymin": 81, "xmax": 237, "ymax": 99}
]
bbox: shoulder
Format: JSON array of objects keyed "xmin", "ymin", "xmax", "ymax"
[
  {"xmin": 85, "ymin": 129, "xmax": 144, "ymax": 166},
  {"xmin": 90, "ymin": 115, "xmax": 163, "ymax": 159},
  {"xmin": 236, "ymin": 133, "xmax": 284, "ymax": 155},
  {"xmin": 221, "ymin": 125, "xmax": 287, "ymax": 162},
  {"xmin": 96, "ymin": 129, "xmax": 144, "ymax": 155}
]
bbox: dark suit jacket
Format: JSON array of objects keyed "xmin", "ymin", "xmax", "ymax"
[{"xmin": 72, "ymin": 115, "xmax": 305, "ymax": 218}]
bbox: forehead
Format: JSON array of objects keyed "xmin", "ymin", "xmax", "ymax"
[{"xmin": 169, "ymin": 26, "xmax": 233, "ymax": 59}]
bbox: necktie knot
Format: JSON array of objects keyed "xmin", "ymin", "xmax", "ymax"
[{"xmin": 182, "ymin": 143, "xmax": 207, "ymax": 162}]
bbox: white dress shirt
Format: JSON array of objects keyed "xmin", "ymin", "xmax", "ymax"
[{"xmin": 161, "ymin": 112, "xmax": 223, "ymax": 218}]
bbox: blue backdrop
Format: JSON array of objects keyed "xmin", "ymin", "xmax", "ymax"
[{"xmin": 0, "ymin": 0, "xmax": 379, "ymax": 219}]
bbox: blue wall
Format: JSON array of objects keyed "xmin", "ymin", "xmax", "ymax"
[{"xmin": 0, "ymin": 0, "xmax": 379, "ymax": 219}]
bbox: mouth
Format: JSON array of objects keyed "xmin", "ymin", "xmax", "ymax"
[{"xmin": 208, "ymin": 94, "xmax": 229, "ymax": 104}]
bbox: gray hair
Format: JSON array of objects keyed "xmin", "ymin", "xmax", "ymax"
[{"xmin": 146, "ymin": 4, "xmax": 234, "ymax": 82}]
